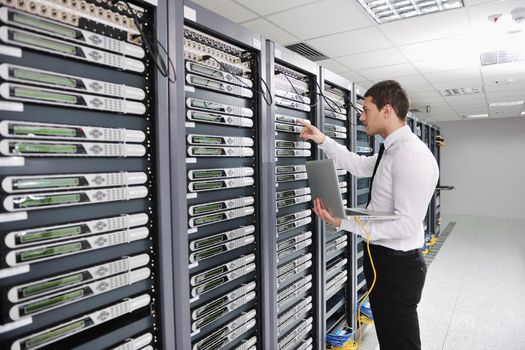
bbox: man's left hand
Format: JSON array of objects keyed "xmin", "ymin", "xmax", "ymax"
[{"xmin": 312, "ymin": 198, "xmax": 342, "ymax": 228}]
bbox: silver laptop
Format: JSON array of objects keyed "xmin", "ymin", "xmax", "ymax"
[{"xmin": 305, "ymin": 159, "xmax": 399, "ymax": 221}]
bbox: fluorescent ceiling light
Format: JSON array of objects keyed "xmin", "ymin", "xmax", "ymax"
[
  {"xmin": 441, "ymin": 87, "xmax": 483, "ymax": 97},
  {"xmin": 355, "ymin": 0, "xmax": 464, "ymax": 23},
  {"xmin": 489, "ymin": 100, "xmax": 524, "ymax": 107},
  {"xmin": 466, "ymin": 114, "xmax": 488, "ymax": 118},
  {"xmin": 521, "ymin": 111, "xmax": 525, "ymax": 115}
]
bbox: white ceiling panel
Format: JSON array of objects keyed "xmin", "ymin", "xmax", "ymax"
[
  {"xmin": 379, "ymin": 8, "xmax": 470, "ymax": 46},
  {"xmin": 393, "ymin": 75, "xmax": 429, "ymax": 87},
  {"xmin": 336, "ymin": 48, "xmax": 407, "ymax": 71},
  {"xmin": 407, "ymin": 90, "xmax": 443, "ymax": 99},
  {"xmin": 404, "ymin": 84, "xmax": 437, "ymax": 94},
  {"xmin": 339, "ymin": 71, "xmax": 368, "ymax": 83},
  {"xmin": 481, "ymin": 62, "xmax": 525, "ymax": 77},
  {"xmin": 430, "ymin": 78, "xmax": 484, "ymax": 90},
  {"xmin": 485, "ymin": 91, "xmax": 525, "ymax": 100},
  {"xmin": 241, "ymin": 18, "xmax": 299, "ymax": 45},
  {"xmin": 266, "ymin": 0, "xmax": 373, "ymax": 40},
  {"xmin": 318, "ymin": 59, "xmax": 350, "ymax": 74},
  {"xmin": 412, "ymin": 56, "xmax": 481, "ymax": 74},
  {"xmin": 424, "ymin": 68, "xmax": 481, "ymax": 84},
  {"xmin": 306, "ymin": 27, "xmax": 392, "ymax": 57},
  {"xmin": 358, "ymin": 63, "xmax": 419, "ymax": 81},
  {"xmin": 234, "ymin": 0, "xmax": 319, "ymax": 16},
  {"xmin": 355, "ymin": 81, "xmax": 374, "ymax": 91},
  {"xmin": 191, "ymin": 0, "xmax": 258, "ymax": 23},
  {"xmin": 398, "ymin": 36, "xmax": 477, "ymax": 63},
  {"xmin": 443, "ymin": 96, "xmax": 487, "ymax": 105}
]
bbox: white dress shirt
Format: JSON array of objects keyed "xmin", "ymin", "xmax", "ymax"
[{"xmin": 319, "ymin": 125, "xmax": 439, "ymax": 251}]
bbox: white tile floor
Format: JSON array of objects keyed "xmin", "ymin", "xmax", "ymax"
[{"xmin": 362, "ymin": 214, "xmax": 525, "ymax": 350}]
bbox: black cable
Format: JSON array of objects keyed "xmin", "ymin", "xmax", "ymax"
[
  {"xmin": 203, "ymin": 54, "xmax": 272, "ymax": 106},
  {"xmin": 117, "ymin": 1, "xmax": 176, "ymax": 83},
  {"xmin": 253, "ymin": 54, "xmax": 273, "ymax": 106}
]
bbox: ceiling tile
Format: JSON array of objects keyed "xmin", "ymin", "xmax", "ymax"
[
  {"xmin": 241, "ymin": 18, "xmax": 299, "ymax": 45},
  {"xmin": 355, "ymin": 81, "xmax": 374, "ymax": 92},
  {"xmin": 424, "ymin": 68, "xmax": 481, "ymax": 83},
  {"xmin": 234, "ymin": 0, "xmax": 318, "ymax": 16},
  {"xmin": 407, "ymin": 90, "xmax": 443, "ymax": 99},
  {"xmin": 431, "ymin": 78, "xmax": 484, "ymax": 90},
  {"xmin": 412, "ymin": 56, "xmax": 481, "ymax": 74},
  {"xmin": 404, "ymin": 84, "xmax": 437, "ymax": 94},
  {"xmin": 266, "ymin": 0, "xmax": 373, "ymax": 40},
  {"xmin": 191, "ymin": 0, "xmax": 258, "ymax": 22},
  {"xmin": 393, "ymin": 75, "xmax": 429, "ymax": 87},
  {"xmin": 481, "ymin": 62, "xmax": 525, "ymax": 77},
  {"xmin": 336, "ymin": 48, "xmax": 406, "ymax": 71},
  {"xmin": 379, "ymin": 8, "xmax": 470, "ymax": 46},
  {"xmin": 485, "ymin": 91, "xmax": 525, "ymax": 100},
  {"xmin": 318, "ymin": 59, "xmax": 350, "ymax": 74},
  {"xmin": 398, "ymin": 35, "xmax": 478, "ymax": 63},
  {"xmin": 306, "ymin": 27, "xmax": 391, "ymax": 57},
  {"xmin": 339, "ymin": 71, "xmax": 367, "ymax": 82},
  {"xmin": 358, "ymin": 63, "xmax": 419, "ymax": 81}
]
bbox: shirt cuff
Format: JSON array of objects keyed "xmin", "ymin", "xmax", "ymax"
[{"xmin": 318, "ymin": 136, "xmax": 337, "ymax": 152}]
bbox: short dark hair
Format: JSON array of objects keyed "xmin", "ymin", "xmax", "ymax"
[{"xmin": 364, "ymin": 80, "xmax": 409, "ymax": 120}]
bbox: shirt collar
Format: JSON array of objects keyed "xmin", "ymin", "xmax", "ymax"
[{"xmin": 384, "ymin": 125, "xmax": 411, "ymax": 151}]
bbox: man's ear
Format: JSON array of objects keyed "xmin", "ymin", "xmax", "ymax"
[{"xmin": 382, "ymin": 104, "xmax": 392, "ymax": 119}]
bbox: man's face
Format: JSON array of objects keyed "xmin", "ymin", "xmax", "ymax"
[{"xmin": 360, "ymin": 96, "xmax": 383, "ymax": 136}]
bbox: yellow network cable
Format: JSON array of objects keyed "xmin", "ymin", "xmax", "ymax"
[{"xmin": 328, "ymin": 217, "xmax": 377, "ymax": 350}]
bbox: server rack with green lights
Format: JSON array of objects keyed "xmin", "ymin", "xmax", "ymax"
[
  {"xmin": 351, "ymin": 88, "xmax": 373, "ymax": 306},
  {"xmin": 429, "ymin": 125, "xmax": 442, "ymax": 238},
  {"xmin": 269, "ymin": 41, "xmax": 320, "ymax": 350},
  {"xmin": 181, "ymin": 3, "xmax": 270, "ymax": 350},
  {"xmin": 0, "ymin": 0, "xmax": 174, "ymax": 349},
  {"xmin": 319, "ymin": 68, "xmax": 354, "ymax": 340}
]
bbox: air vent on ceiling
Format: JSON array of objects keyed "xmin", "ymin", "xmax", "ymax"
[
  {"xmin": 285, "ymin": 43, "xmax": 328, "ymax": 62},
  {"xmin": 480, "ymin": 50, "xmax": 524, "ymax": 66}
]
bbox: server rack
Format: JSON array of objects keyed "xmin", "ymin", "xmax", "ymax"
[
  {"xmin": 351, "ymin": 88, "xmax": 372, "ymax": 307},
  {"xmin": 181, "ymin": 3, "xmax": 269, "ymax": 350},
  {"xmin": 422, "ymin": 121, "xmax": 432, "ymax": 243},
  {"xmin": 319, "ymin": 68, "xmax": 354, "ymax": 339},
  {"xmin": 429, "ymin": 125, "xmax": 441, "ymax": 237},
  {"xmin": 406, "ymin": 112, "xmax": 416, "ymax": 132},
  {"xmin": 269, "ymin": 41, "xmax": 320, "ymax": 350},
  {"xmin": 0, "ymin": 1, "xmax": 172, "ymax": 349}
]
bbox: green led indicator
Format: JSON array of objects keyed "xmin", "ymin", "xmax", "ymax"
[
  {"xmin": 192, "ymin": 112, "xmax": 223, "ymax": 123},
  {"xmin": 23, "ymin": 290, "xmax": 84, "ymax": 315},
  {"xmin": 14, "ymin": 87, "xmax": 78, "ymax": 104},
  {"xmin": 194, "ymin": 181, "xmax": 224, "ymax": 190},
  {"xmin": 192, "ymin": 76, "xmax": 223, "ymax": 89},
  {"xmin": 24, "ymin": 320, "xmax": 85, "ymax": 349},
  {"xmin": 13, "ymin": 68, "xmax": 77, "ymax": 87},
  {"xmin": 276, "ymin": 124, "xmax": 294, "ymax": 132},
  {"xmin": 20, "ymin": 226, "xmax": 82, "ymax": 243},
  {"xmin": 191, "ymin": 136, "xmax": 224, "ymax": 145},
  {"xmin": 192, "ymin": 147, "xmax": 223, "ymax": 156},
  {"xmin": 192, "ymin": 170, "xmax": 223, "ymax": 179},
  {"xmin": 17, "ymin": 194, "xmax": 81, "ymax": 208},
  {"xmin": 194, "ymin": 202, "xmax": 223, "ymax": 215},
  {"xmin": 193, "ymin": 235, "xmax": 226, "ymax": 250},
  {"xmin": 194, "ymin": 245, "xmax": 225, "ymax": 261},
  {"xmin": 14, "ymin": 31, "xmax": 76, "ymax": 54},
  {"xmin": 14, "ymin": 177, "xmax": 80, "ymax": 190},
  {"xmin": 21, "ymin": 274, "xmax": 83, "ymax": 298},
  {"xmin": 13, "ymin": 124, "xmax": 77, "ymax": 137},
  {"xmin": 13, "ymin": 13, "xmax": 77, "ymax": 38},
  {"xmin": 276, "ymin": 166, "xmax": 295, "ymax": 174},
  {"xmin": 15, "ymin": 143, "xmax": 78, "ymax": 154},
  {"xmin": 276, "ymin": 175, "xmax": 296, "ymax": 183},
  {"xmin": 194, "ymin": 213, "xmax": 223, "ymax": 226},
  {"xmin": 20, "ymin": 242, "xmax": 82, "ymax": 262}
]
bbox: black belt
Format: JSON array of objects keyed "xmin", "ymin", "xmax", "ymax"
[{"xmin": 368, "ymin": 244, "xmax": 420, "ymax": 257}]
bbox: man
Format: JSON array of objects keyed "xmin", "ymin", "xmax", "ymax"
[{"xmin": 299, "ymin": 80, "xmax": 439, "ymax": 350}]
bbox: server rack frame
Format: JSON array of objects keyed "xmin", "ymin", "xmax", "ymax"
[
  {"xmin": 180, "ymin": 2, "xmax": 271, "ymax": 349},
  {"xmin": 319, "ymin": 68, "xmax": 355, "ymax": 339},
  {"xmin": 270, "ymin": 41, "xmax": 322, "ymax": 350},
  {"xmin": 0, "ymin": 1, "xmax": 173, "ymax": 349}
]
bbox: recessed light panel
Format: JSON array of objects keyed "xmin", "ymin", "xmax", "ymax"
[
  {"xmin": 441, "ymin": 86, "xmax": 483, "ymax": 97},
  {"xmin": 356, "ymin": 0, "xmax": 464, "ymax": 23},
  {"xmin": 466, "ymin": 114, "xmax": 488, "ymax": 118},
  {"xmin": 489, "ymin": 100, "xmax": 524, "ymax": 107}
]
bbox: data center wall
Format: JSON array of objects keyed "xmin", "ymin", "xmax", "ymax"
[{"xmin": 0, "ymin": 1, "xmax": 171, "ymax": 350}]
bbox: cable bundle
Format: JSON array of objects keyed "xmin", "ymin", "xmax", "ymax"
[{"xmin": 326, "ymin": 324, "xmax": 355, "ymax": 349}]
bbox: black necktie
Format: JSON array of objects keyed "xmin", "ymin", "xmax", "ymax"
[{"xmin": 367, "ymin": 143, "xmax": 385, "ymax": 207}]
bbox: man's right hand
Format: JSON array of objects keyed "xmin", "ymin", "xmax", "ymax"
[{"xmin": 298, "ymin": 120, "xmax": 326, "ymax": 145}]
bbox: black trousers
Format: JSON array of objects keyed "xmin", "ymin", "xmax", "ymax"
[{"xmin": 363, "ymin": 243, "xmax": 427, "ymax": 350}]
